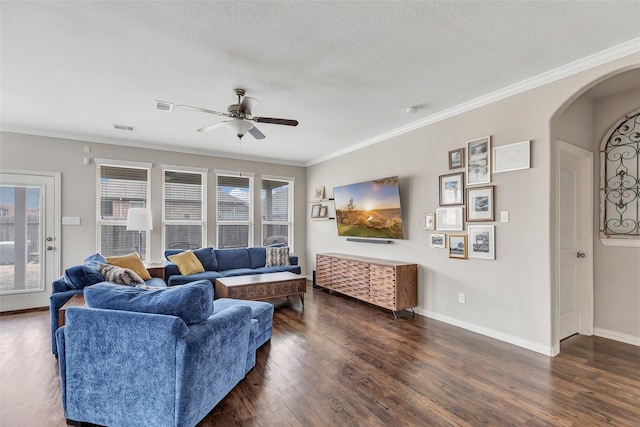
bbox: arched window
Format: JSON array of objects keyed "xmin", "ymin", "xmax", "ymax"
[{"xmin": 600, "ymin": 108, "xmax": 640, "ymax": 246}]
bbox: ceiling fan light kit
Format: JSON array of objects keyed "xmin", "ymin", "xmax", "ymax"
[{"xmin": 172, "ymin": 88, "xmax": 298, "ymax": 141}]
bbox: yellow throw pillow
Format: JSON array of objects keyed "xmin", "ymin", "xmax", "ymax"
[
  {"xmin": 168, "ymin": 250, "xmax": 205, "ymax": 275},
  {"xmin": 106, "ymin": 252, "xmax": 152, "ymax": 281}
]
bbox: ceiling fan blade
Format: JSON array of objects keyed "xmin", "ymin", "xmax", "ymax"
[
  {"xmin": 239, "ymin": 97, "xmax": 258, "ymax": 115},
  {"xmin": 248, "ymin": 125, "xmax": 266, "ymax": 140},
  {"xmin": 253, "ymin": 117, "xmax": 299, "ymax": 126},
  {"xmin": 197, "ymin": 121, "xmax": 228, "ymax": 133},
  {"xmin": 177, "ymin": 104, "xmax": 228, "ymax": 117}
]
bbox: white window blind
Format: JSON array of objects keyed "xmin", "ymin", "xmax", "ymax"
[
  {"xmin": 163, "ymin": 168, "xmax": 206, "ymax": 251},
  {"xmin": 261, "ymin": 177, "xmax": 293, "ymax": 250},
  {"xmin": 96, "ymin": 164, "xmax": 150, "ymax": 259},
  {"xmin": 216, "ymin": 173, "xmax": 253, "ymax": 249}
]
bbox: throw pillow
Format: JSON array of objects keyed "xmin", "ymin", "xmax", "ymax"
[
  {"xmin": 106, "ymin": 252, "xmax": 151, "ymax": 280},
  {"xmin": 168, "ymin": 250, "xmax": 205, "ymax": 275},
  {"xmin": 84, "ymin": 281, "xmax": 213, "ymax": 325},
  {"xmin": 64, "ymin": 264, "xmax": 105, "ymax": 290},
  {"xmin": 98, "ymin": 263, "xmax": 145, "ymax": 285},
  {"xmin": 265, "ymin": 246, "xmax": 291, "ymax": 267}
]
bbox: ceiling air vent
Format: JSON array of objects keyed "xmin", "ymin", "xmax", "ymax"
[
  {"xmin": 155, "ymin": 100, "xmax": 174, "ymax": 112},
  {"xmin": 113, "ymin": 124, "xmax": 135, "ymax": 132}
]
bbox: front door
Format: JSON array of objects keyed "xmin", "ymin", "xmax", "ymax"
[{"xmin": 0, "ymin": 171, "xmax": 60, "ymax": 311}]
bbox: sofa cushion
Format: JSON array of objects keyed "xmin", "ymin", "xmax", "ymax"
[
  {"xmin": 265, "ymin": 246, "xmax": 291, "ymax": 267},
  {"xmin": 98, "ymin": 264, "xmax": 145, "ymax": 285},
  {"xmin": 219, "ymin": 268, "xmax": 261, "ymax": 278},
  {"xmin": 167, "ymin": 271, "xmax": 223, "ymax": 287},
  {"xmin": 248, "ymin": 247, "xmax": 267, "ymax": 269},
  {"xmin": 215, "ymin": 248, "xmax": 251, "ymax": 271},
  {"xmin": 168, "ymin": 250, "xmax": 205, "ymax": 275},
  {"xmin": 254, "ymin": 265, "xmax": 302, "ymax": 275},
  {"xmin": 85, "ymin": 281, "xmax": 213, "ymax": 324},
  {"xmin": 165, "ymin": 247, "xmax": 218, "ymax": 271},
  {"xmin": 106, "ymin": 252, "xmax": 151, "ymax": 280},
  {"xmin": 63, "ymin": 264, "xmax": 104, "ymax": 290},
  {"xmin": 213, "ymin": 298, "xmax": 274, "ymax": 348}
]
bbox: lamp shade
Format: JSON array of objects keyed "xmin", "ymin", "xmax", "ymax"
[
  {"xmin": 126, "ymin": 208, "xmax": 153, "ymax": 231},
  {"xmin": 226, "ymin": 119, "xmax": 253, "ymax": 138}
]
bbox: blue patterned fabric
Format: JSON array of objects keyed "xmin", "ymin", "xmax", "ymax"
[
  {"xmin": 85, "ymin": 281, "xmax": 212, "ymax": 325},
  {"xmin": 56, "ymin": 303, "xmax": 253, "ymax": 427}
]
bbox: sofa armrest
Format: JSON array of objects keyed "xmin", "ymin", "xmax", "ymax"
[
  {"xmin": 164, "ymin": 261, "xmax": 181, "ymax": 280},
  {"xmin": 289, "ymin": 254, "xmax": 299, "ymax": 265},
  {"xmin": 49, "ymin": 289, "xmax": 83, "ymax": 354}
]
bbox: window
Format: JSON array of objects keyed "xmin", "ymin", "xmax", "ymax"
[
  {"xmin": 96, "ymin": 160, "xmax": 151, "ymax": 259},
  {"xmin": 162, "ymin": 166, "xmax": 207, "ymax": 251},
  {"xmin": 216, "ymin": 172, "xmax": 253, "ymax": 249},
  {"xmin": 600, "ymin": 109, "xmax": 640, "ymax": 246},
  {"xmin": 261, "ymin": 176, "xmax": 293, "ymax": 250}
]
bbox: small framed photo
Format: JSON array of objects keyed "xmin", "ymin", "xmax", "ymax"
[
  {"xmin": 439, "ymin": 172, "xmax": 464, "ymax": 206},
  {"xmin": 429, "ymin": 233, "xmax": 446, "ymax": 248},
  {"xmin": 493, "ymin": 140, "xmax": 530, "ymax": 173},
  {"xmin": 314, "ymin": 186, "xmax": 325, "ymax": 201},
  {"xmin": 319, "ymin": 205, "xmax": 328, "ymax": 218},
  {"xmin": 448, "ymin": 234, "xmax": 467, "ymax": 259},
  {"xmin": 468, "ymin": 225, "xmax": 495, "ymax": 260},
  {"xmin": 311, "ymin": 203, "xmax": 322, "ymax": 218},
  {"xmin": 449, "ymin": 148, "xmax": 465, "ymax": 169},
  {"xmin": 436, "ymin": 207, "xmax": 464, "ymax": 231},
  {"xmin": 466, "ymin": 136, "xmax": 491, "ymax": 185},
  {"xmin": 466, "ymin": 186, "xmax": 494, "ymax": 222},
  {"xmin": 424, "ymin": 213, "xmax": 435, "ymax": 230}
]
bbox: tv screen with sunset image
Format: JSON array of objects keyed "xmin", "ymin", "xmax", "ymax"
[{"xmin": 333, "ymin": 176, "xmax": 404, "ymax": 239}]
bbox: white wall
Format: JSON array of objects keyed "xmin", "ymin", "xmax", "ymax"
[
  {"xmin": 307, "ymin": 53, "xmax": 640, "ymax": 355},
  {"xmin": 0, "ymin": 132, "xmax": 308, "ymax": 274}
]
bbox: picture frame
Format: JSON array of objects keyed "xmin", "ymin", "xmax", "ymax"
[
  {"xmin": 429, "ymin": 233, "xmax": 446, "ymax": 248},
  {"xmin": 439, "ymin": 172, "xmax": 464, "ymax": 206},
  {"xmin": 448, "ymin": 234, "xmax": 467, "ymax": 259},
  {"xmin": 466, "ymin": 136, "xmax": 491, "ymax": 185},
  {"xmin": 310, "ymin": 203, "xmax": 322, "ymax": 218},
  {"xmin": 449, "ymin": 148, "xmax": 465, "ymax": 169},
  {"xmin": 466, "ymin": 186, "xmax": 494, "ymax": 222},
  {"xmin": 319, "ymin": 205, "xmax": 328, "ymax": 218},
  {"xmin": 436, "ymin": 207, "xmax": 464, "ymax": 231},
  {"xmin": 493, "ymin": 140, "xmax": 530, "ymax": 173},
  {"xmin": 424, "ymin": 212, "xmax": 435, "ymax": 230},
  {"xmin": 314, "ymin": 186, "xmax": 325, "ymax": 201},
  {"xmin": 468, "ymin": 225, "xmax": 495, "ymax": 260}
]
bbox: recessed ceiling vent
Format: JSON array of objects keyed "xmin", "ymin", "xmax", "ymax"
[
  {"xmin": 113, "ymin": 124, "xmax": 135, "ymax": 132},
  {"xmin": 155, "ymin": 100, "xmax": 174, "ymax": 112}
]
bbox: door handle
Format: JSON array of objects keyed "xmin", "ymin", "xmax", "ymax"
[
  {"xmin": 47, "ymin": 246, "xmax": 54, "ymax": 251},
  {"xmin": 576, "ymin": 252, "xmax": 586, "ymax": 258}
]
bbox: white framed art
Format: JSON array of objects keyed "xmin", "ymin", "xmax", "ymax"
[
  {"xmin": 436, "ymin": 207, "xmax": 463, "ymax": 231},
  {"xmin": 468, "ymin": 225, "xmax": 495, "ymax": 260},
  {"xmin": 493, "ymin": 140, "xmax": 530, "ymax": 173},
  {"xmin": 466, "ymin": 136, "xmax": 491, "ymax": 185},
  {"xmin": 429, "ymin": 233, "xmax": 446, "ymax": 248}
]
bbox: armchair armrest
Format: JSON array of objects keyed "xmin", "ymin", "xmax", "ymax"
[{"xmin": 49, "ymin": 289, "xmax": 83, "ymax": 354}]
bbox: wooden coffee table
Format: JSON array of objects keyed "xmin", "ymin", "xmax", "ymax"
[{"xmin": 215, "ymin": 272, "xmax": 306, "ymax": 307}]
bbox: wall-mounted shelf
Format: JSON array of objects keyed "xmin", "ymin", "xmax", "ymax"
[{"xmin": 310, "ymin": 197, "xmax": 335, "ymax": 220}]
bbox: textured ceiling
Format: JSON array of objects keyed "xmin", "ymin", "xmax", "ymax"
[{"xmin": 1, "ymin": 1, "xmax": 639, "ymax": 166}]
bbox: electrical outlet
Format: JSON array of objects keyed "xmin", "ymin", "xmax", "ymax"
[{"xmin": 458, "ymin": 292, "xmax": 466, "ymax": 304}]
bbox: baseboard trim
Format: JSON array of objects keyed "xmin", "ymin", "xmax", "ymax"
[
  {"xmin": 417, "ymin": 308, "xmax": 555, "ymax": 357},
  {"xmin": 594, "ymin": 328, "xmax": 640, "ymax": 347}
]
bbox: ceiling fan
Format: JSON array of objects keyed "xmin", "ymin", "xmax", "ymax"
[{"xmin": 176, "ymin": 88, "xmax": 298, "ymax": 140}]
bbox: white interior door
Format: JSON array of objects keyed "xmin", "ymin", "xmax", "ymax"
[
  {"xmin": 558, "ymin": 142, "xmax": 593, "ymax": 341},
  {"xmin": 0, "ymin": 171, "xmax": 60, "ymax": 311}
]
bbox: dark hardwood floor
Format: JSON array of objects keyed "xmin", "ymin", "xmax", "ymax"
[{"xmin": 1, "ymin": 282, "xmax": 639, "ymax": 426}]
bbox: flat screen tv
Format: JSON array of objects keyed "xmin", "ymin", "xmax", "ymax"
[{"xmin": 333, "ymin": 176, "xmax": 404, "ymax": 239}]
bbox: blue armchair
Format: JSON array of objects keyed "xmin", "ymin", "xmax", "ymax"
[{"xmin": 55, "ymin": 282, "xmax": 253, "ymax": 427}]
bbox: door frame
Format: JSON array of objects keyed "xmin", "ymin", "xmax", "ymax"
[
  {"xmin": 0, "ymin": 170, "xmax": 60, "ymax": 311},
  {"xmin": 554, "ymin": 141, "xmax": 594, "ymax": 352}
]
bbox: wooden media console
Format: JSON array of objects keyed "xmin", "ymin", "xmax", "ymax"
[{"xmin": 315, "ymin": 253, "xmax": 417, "ymax": 316}]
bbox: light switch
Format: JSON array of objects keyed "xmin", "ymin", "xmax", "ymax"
[
  {"xmin": 62, "ymin": 217, "xmax": 81, "ymax": 226},
  {"xmin": 500, "ymin": 211, "xmax": 509, "ymax": 223}
]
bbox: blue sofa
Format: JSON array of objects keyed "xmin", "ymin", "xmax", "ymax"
[
  {"xmin": 164, "ymin": 246, "xmax": 301, "ymax": 286},
  {"xmin": 56, "ymin": 282, "xmax": 259, "ymax": 427},
  {"xmin": 49, "ymin": 253, "xmax": 166, "ymax": 354}
]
